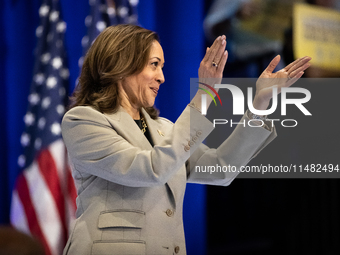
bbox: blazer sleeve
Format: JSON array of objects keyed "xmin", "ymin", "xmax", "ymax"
[
  {"xmin": 61, "ymin": 105, "xmax": 214, "ymax": 188},
  {"xmin": 186, "ymin": 111, "xmax": 277, "ymax": 186}
]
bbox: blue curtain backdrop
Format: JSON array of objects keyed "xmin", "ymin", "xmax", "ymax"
[{"xmin": 0, "ymin": 0, "xmax": 206, "ymax": 254}]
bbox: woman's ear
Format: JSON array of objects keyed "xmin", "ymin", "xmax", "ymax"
[{"xmin": 117, "ymin": 77, "xmax": 124, "ymax": 89}]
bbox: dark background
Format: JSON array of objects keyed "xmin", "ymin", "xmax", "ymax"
[
  {"xmin": 203, "ymin": 0, "xmax": 340, "ymax": 253},
  {"xmin": 205, "ymin": 79, "xmax": 340, "ymax": 255}
]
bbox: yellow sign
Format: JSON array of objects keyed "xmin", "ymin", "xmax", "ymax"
[{"xmin": 293, "ymin": 3, "xmax": 340, "ymax": 71}]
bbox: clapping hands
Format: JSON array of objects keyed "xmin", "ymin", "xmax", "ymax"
[{"xmin": 253, "ymin": 55, "xmax": 312, "ymax": 110}]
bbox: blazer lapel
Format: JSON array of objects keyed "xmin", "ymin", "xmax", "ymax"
[
  {"xmin": 104, "ymin": 106, "xmax": 152, "ymax": 150},
  {"xmin": 105, "ymin": 106, "xmax": 182, "ymax": 208},
  {"xmin": 140, "ymin": 108, "xmax": 163, "ymax": 147},
  {"xmin": 142, "ymin": 108, "xmax": 184, "ymax": 209}
]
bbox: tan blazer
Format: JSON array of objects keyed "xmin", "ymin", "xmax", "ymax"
[{"xmin": 61, "ymin": 105, "xmax": 276, "ymax": 255}]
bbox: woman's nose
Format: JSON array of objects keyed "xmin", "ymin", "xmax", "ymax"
[{"xmin": 156, "ymin": 69, "xmax": 165, "ymax": 84}]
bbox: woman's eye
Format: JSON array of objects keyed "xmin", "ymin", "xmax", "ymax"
[{"xmin": 151, "ymin": 62, "xmax": 158, "ymax": 67}]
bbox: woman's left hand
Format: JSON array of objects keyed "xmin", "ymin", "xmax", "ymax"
[{"xmin": 253, "ymin": 55, "xmax": 312, "ymax": 110}]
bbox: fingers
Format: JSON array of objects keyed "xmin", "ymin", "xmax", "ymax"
[
  {"xmin": 263, "ymin": 55, "xmax": 281, "ymax": 74},
  {"xmin": 199, "ymin": 35, "xmax": 228, "ymax": 78},
  {"xmin": 217, "ymin": 50, "xmax": 228, "ymax": 74},
  {"xmin": 204, "ymin": 35, "xmax": 227, "ymax": 65},
  {"xmin": 291, "ymin": 71, "xmax": 304, "ymax": 82},
  {"xmin": 295, "ymin": 71, "xmax": 304, "ymax": 79},
  {"xmin": 284, "ymin": 56, "xmax": 311, "ymax": 72},
  {"xmin": 204, "ymin": 37, "xmax": 220, "ymax": 62},
  {"xmin": 289, "ymin": 64, "xmax": 309, "ymax": 78},
  {"xmin": 284, "ymin": 71, "xmax": 304, "ymax": 88},
  {"xmin": 283, "ymin": 57, "xmax": 302, "ymax": 71},
  {"xmin": 214, "ymin": 36, "xmax": 227, "ymax": 65},
  {"xmin": 286, "ymin": 56, "xmax": 311, "ymax": 77}
]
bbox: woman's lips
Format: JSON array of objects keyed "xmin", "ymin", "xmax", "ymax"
[{"xmin": 150, "ymin": 87, "xmax": 158, "ymax": 95}]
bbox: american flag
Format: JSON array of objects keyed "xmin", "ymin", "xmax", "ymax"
[
  {"xmin": 79, "ymin": 0, "xmax": 138, "ymax": 67},
  {"xmin": 10, "ymin": 0, "xmax": 76, "ymax": 254}
]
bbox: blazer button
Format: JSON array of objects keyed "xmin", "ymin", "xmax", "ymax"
[
  {"xmin": 196, "ymin": 130, "xmax": 202, "ymax": 136},
  {"xmin": 184, "ymin": 145, "xmax": 190, "ymax": 152},
  {"xmin": 174, "ymin": 246, "xmax": 180, "ymax": 254},
  {"xmin": 188, "ymin": 141, "xmax": 194, "ymax": 146},
  {"xmin": 166, "ymin": 209, "xmax": 173, "ymax": 217},
  {"xmin": 192, "ymin": 135, "xmax": 198, "ymax": 142}
]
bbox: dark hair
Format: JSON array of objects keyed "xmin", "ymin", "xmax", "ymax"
[{"xmin": 70, "ymin": 24, "xmax": 160, "ymax": 119}]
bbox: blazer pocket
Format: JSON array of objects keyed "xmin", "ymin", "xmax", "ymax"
[
  {"xmin": 98, "ymin": 209, "xmax": 145, "ymax": 229},
  {"xmin": 91, "ymin": 240, "xmax": 146, "ymax": 255}
]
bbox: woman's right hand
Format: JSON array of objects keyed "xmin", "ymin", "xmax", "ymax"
[
  {"xmin": 198, "ymin": 35, "xmax": 228, "ymax": 79},
  {"xmin": 190, "ymin": 36, "xmax": 228, "ymax": 112}
]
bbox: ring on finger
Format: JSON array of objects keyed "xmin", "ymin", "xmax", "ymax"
[
  {"xmin": 212, "ymin": 61, "xmax": 218, "ymax": 67},
  {"xmin": 287, "ymin": 75, "xmax": 293, "ymax": 81}
]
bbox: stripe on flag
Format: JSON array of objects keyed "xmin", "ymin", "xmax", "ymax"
[{"xmin": 10, "ymin": 0, "xmax": 76, "ymax": 254}]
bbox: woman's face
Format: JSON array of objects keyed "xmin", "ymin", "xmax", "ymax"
[{"xmin": 121, "ymin": 41, "xmax": 165, "ymax": 108}]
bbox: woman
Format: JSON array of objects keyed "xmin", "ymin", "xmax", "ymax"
[{"xmin": 61, "ymin": 24, "xmax": 311, "ymax": 255}]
